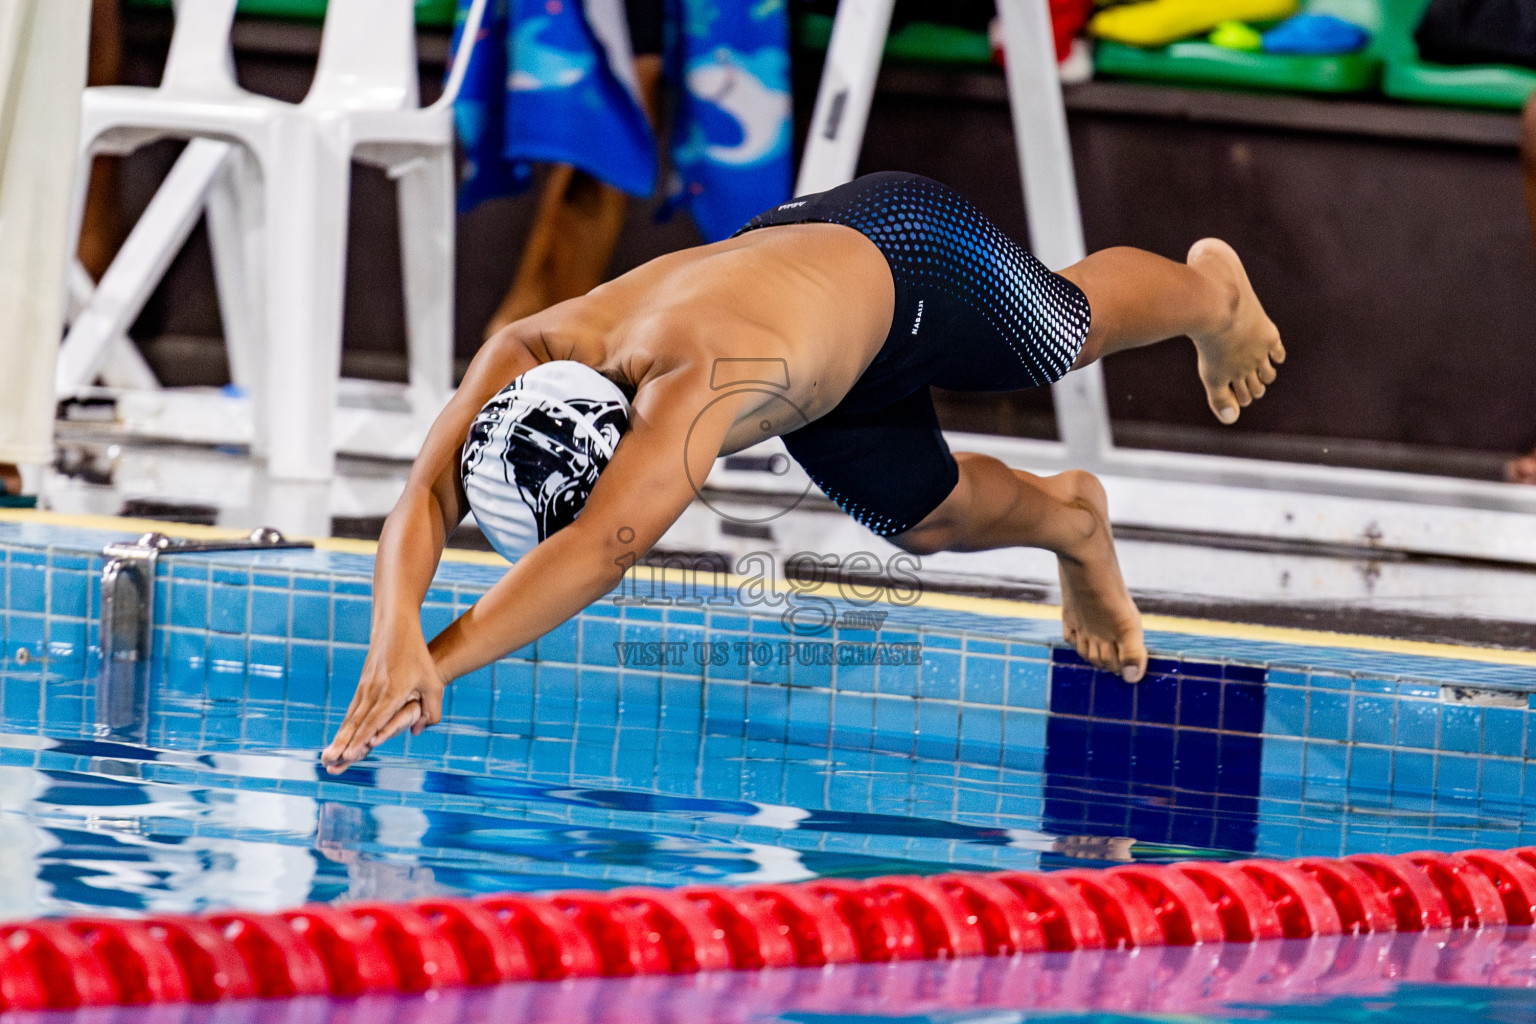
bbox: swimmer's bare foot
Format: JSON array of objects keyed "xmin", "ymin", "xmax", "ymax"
[
  {"xmin": 1047, "ymin": 471, "xmax": 1146, "ymax": 683},
  {"xmin": 1186, "ymin": 238, "xmax": 1284, "ymax": 425}
]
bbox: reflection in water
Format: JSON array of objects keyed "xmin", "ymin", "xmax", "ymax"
[
  {"xmin": 1, "ymin": 671, "xmax": 1534, "ymax": 922},
  {"xmin": 13, "ymin": 930, "xmax": 1536, "ymax": 1023}
]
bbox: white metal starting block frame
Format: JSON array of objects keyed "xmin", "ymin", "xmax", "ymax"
[{"xmin": 762, "ymin": 0, "xmax": 1536, "ymax": 566}]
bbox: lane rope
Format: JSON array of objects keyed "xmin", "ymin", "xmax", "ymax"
[{"xmin": 3, "ymin": 848, "xmax": 1533, "ymax": 1009}]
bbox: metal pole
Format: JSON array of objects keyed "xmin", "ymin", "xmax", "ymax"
[
  {"xmin": 994, "ymin": 0, "xmax": 1114, "ymax": 468},
  {"xmin": 794, "ymin": 0, "xmax": 896, "ymax": 196}
]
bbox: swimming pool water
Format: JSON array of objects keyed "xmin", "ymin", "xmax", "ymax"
[
  {"xmin": 3, "ymin": 676, "xmax": 1536, "ymax": 919},
  {"xmin": 5, "ymin": 519, "xmax": 1536, "ymax": 1020}
]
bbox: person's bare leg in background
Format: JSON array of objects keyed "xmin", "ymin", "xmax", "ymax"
[
  {"xmin": 483, "ymin": 56, "xmax": 663, "ymax": 337},
  {"xmin": 77, "ymin": 0, "xmax": 123, "ymax": 280},
  {"xmin": 1506, "ymin": 92, "xmax": 1536, "ymax": 484}
]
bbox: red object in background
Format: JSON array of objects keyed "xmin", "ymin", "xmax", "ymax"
[{"xmin": 992, "ymin": 0, "xmax": 1094, "ymax": 64}]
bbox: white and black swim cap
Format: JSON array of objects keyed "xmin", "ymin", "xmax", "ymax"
[{"xmin": 460, "ymin": 361, "xmax": 631, "ymax": 561}]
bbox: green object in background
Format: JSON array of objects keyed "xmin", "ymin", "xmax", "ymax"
[
  {"xmin": 1095, "ymin": 0, "xmax": 1384, "ymax": 94},
  {"xmin": 798, "ymin": 13, "xmax": 993, "ymax": 67},
  {"xmin": 1095, "ymin": 38, "xmax": 1380, "ymax": 93},
  {"xmin": 125, "ymin": 0, "xmax": 459, "ymax": 28},
  {"xmin": 1376, "ymin": 0, "xmax": 1536, "ymax": 109},
  {"xmin": 1209, "ymin": 20, "xmax": 1264, "ymax": 52}
]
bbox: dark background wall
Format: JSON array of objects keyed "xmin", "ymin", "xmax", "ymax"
[{"xmin": 114, "ymin": 12, "xmax": 1536, "ymax": 474}]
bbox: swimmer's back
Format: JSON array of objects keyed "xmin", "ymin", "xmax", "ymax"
[{"xmin": 508, "ymin": 222, "xmax": 899, "ymax": 429}]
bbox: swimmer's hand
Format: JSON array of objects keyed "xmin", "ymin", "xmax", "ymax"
[{"xmin": 321, "ymin": 636, "xmax": 446, "ymax": 774}]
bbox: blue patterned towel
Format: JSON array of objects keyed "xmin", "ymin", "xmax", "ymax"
[{"xmin": 451, "ymin": 0, "xmax": 790, "ymax": 242}]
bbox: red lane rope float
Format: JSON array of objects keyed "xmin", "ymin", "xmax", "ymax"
[{"xmin": 7, "ymin": 848, "xmax": 1536, "ymax": 1010}]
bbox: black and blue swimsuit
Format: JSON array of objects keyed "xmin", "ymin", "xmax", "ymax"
[{"xmin": 734, "ymin": 171, "xmax": 1092, "ymax": 537}]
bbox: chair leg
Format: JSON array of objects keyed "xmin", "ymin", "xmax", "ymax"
[
  {"xmin": 262, "ymin": 123, "xmax": 351, "ymax": 483},
  {"xmin": 393, "ymin": 147, "xmax": 455, "ymax": 420},
  {"xmin": 55, "ymin": 137, "xmax": 230, "ymax": 396},
  {"xmin": 206, "ymin": 144, "xmax": 268, "ymax": 447}
]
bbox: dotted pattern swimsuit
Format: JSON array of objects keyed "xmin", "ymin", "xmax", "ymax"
[{"xmin": 734, "ymin": 172, "xmax": 1092, "ymax": 537}]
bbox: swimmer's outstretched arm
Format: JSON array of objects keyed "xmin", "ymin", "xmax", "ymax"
[
  {"xmin": 322, "ymin": 366, "xmax": 738, "ymax": 773},
  {"xmin": 319, "ymin": 328, "xmax": 540, "ymax": 771}
]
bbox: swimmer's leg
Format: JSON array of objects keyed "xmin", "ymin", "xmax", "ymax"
[
  {"xmin": 894, "ymin": 455, "xmax": 1147, "ymax": 683},
  {"xmin": 1059, "ymin": 243, "xmax": 1284, "ymax": 425}
]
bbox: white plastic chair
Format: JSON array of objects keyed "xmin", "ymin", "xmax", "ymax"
[{"xmin": 64, "ymin": 0, "xmax": 489, "ymax": 481}]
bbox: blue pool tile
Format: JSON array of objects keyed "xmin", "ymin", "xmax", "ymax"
[
  {"xmin": 1439, "ymin": 705, "xmax": 1482, "ymax": 754},
  {"xmin": 963, "ymin": 655, "xmax": 1006, "ymax": 706},
  {"xmin": 1267, "ymin": 669, "xmax": 1307, "ymax": 689},
  {"xmin": 7, "ymin": 565, "xmax": 44, "ymax": 614},
  {"xmin": 331, "ymin": 598, "xmax": 371, "ymax": 646},
  {"xmin": 1348, "ymin": 745, "xmax": 1392, "ymax": 795},
  {"xmin": 1351, "ymin": 695, "xmax": 1395, "ymax": 747},
  {"xmin": 1051, "ymin": 665, "xmax": 1092, "ymax": 717},
  {"xmin": 1007, "ymin": 659, "xmax": 1049, "ymax": 710},
  {"xmin": 1483, "ymin": 708, "xmax": 1525, "ymax": 758},
  {"xmin": 289, "ymin": 573, "xmax": 326, "ymax": 591},
  {"xmin": 246, "ymin": 639, "xmax": 287, "ymax": 701},
  {"xmin": 1134, "ymin": 671, "xmax": 1178, "ymax": 725},
  {"xmin": 1052, "ymin": 646, "xmax": 1088, "ymax": 666},
  {"xmin": 923, "ymin": 633, "xmax": 962, "ymax": 650},
  {"xmin": 170, "ymin": 581, "xmax": 208, "ymax": 631},
  {"xmin": 788, "ymin": 688, "xmax": 831, "ymax": 745},
  {"xmin": 48, "ymin": 569, "xmax": 88, "ymax": 619},
  {"xmin": 745, "ymin": 681, "xmax": 788, "ymax": 730},
  {"xmin": 249, "ymin": 589, "xmax": 289, "ymax": 637},
  {"xmin": 1303, "ymin": 742, "xmax": 1349, "ymax": 801},
  {"xmin": 288, "ymin": 642, "xmax": 328, "ymax": 694},
  {"xmin": 1091, "ymin": 720, "xmax": 1135, "ymax": 778},
  {"xmin": 1092, "ymin": 673, "xmax": 1135, "ymax": 721},
  {"xmin": 1307, "ymin": 691, "xmax": 1351, "ymax": 742},
  {"xmin": 329, "ymin": 647, "xmax": 366, "ymax": 705},
  {"xmin": 619, "ymin": 670, "xmax": 661, "ymax": 711},
  {"xmin": 706, "ymin": 680, "xmax": 747, "ymax": 728},
  {"xmin": 836, "ymin": 659, "xmax": 877, "ymax": 693},
  {"xmin": 915, "ymin": 700, "xmax": 959, "ymax": 759},
  {"xmin": 1481, "ymin": 758, "xmax": 1522, "ymax": 801},
  {"xmin": 421, "ymin": 602, "xmax": 454, "ymax": 640},
  {"xmin": 832, "ymin": 691, "xmax": 874, "ymax": 745},
  {"xmin": 790, "ymin": 647, "xmax": 833, "ymax": 690},
  {"xmin": 1309, "ymin": 673, "xmax": 1351, "ymax": 690},
  {"xmin": 1353, "ymin": 676, "xmax": 1395, "ymax": 694},
  {"xmin": 580, "ymin": 618, "xmax": 620, "ymax": 667},
  {"xmin": 209, "ymin": 584, "xmax": 249, "ymax": 635},
  {"xmin": 1223, "ymin": 663, "xmax": 1266, "ymax": 683},
  {"xmin": 1221, "ymin": 682, "xmax": 1264, "ymax": 733},
  {"xmin": 1003, "ymin": 709, "xmax": 1046, "ymax": 755},
  {"xmin": 47, "ymin": 619, "xmax": 87, "ymax": 668},
  {"xmin": 1436, "ymin": 753, "xmax": 1480, "ymax": 796},
  {"xmin": 3, "ymin": 678, "xmax": 41, "ymax": 727},
  {"xmin": 875, "ymin": 659, "xmax": 916, "ymax": 697},
  {"xmin": 873, "ymin": 697, "xmax": 916, "ymax": 753},
  {"xmin": 1179, "ymin": 677, "xmax": 1222, "ymax": 730},
  {"xmin": 493, "ymin": 662, "xmax": 535, "ymax": 730},
  {"xmin": 290, "ymin": 593, "xmax": 329, "ymax": 642},
  {"xmin": 661, "ymin": 676, "xmax": 703, "ymax": 716},
  {"xmin": 205, "ymin": 635, "xmax": 246, "ymax": 694},
  {"xmin": 918, "ymin": 650, "xmax": 961, "ymax": 701},
  {"xmin": 578, "ymin": 667, "xmax": 619, "ymax": 710},
  {"xmin": 538, "ymin": 619, "xmax": 580, "ymax": 663},
  {"xmin": 1392, "ymin": 750, "xmax": 1436, "ymax": 806},
  {"xmin": 1395, "ymin": 700, "xmax": 1439, "ymax": 749},
  {"xmin": 450, "ymin": 668, "xmax": 494, "ymax": 726},
  {"xmin": 959, "ymin": 705, "xmax": 1003, "ymax": 764},
  {"xmin": 1261, "ymin": 735, "xmax": 1304, "ymax": 777}
]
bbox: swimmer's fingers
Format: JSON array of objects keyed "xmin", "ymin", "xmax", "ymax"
[{"xmin": 367, "ymin": 701, "xmax": 423, "ymax": 752}]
